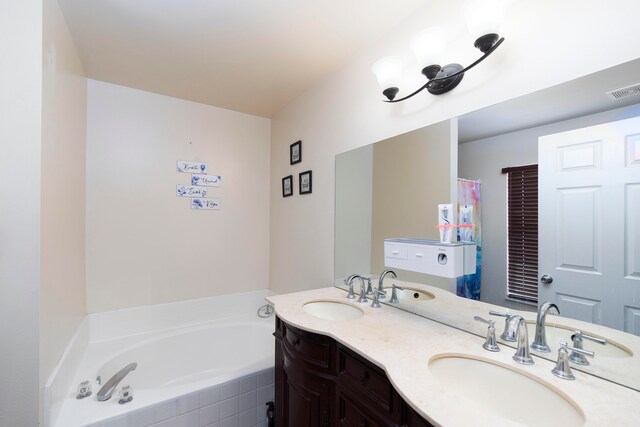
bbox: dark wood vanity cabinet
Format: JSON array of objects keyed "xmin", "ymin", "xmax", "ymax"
[{"xmin": 274, "ymin": 316, "xmax": 435, "ymax": 427}]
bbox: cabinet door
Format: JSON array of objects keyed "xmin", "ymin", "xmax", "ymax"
[
  {"xmin": 336, "ymin": 391, "xmax": 388, "ymax": 427},
  {"xmin": 281, "ymin": 361, "xmax": 331, "ymax": 427}
]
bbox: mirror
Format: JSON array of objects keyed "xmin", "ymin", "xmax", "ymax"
[{"xmin": 334, "ymin": 58, "xmax": 640, "ymax": 391}]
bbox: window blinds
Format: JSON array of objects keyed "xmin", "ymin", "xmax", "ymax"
[{"xmin": 502, "ymin": 164, "xmax": 538, "ymax": 303}]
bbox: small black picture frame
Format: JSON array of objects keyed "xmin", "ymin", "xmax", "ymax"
[
  {"xmin": 299, "ymin": 170, "xmax": 312, "ymax": 195},
  {"xmin": 290, "ymin": 140, "xmax": 302, "ymax": 165},
  {"xmin": 282, "ymin": 175, "xmax": 293, "ymax": 197}
]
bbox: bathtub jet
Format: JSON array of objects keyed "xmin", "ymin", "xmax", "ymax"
[{"xmin": 96, "ymin": 362, "xmax": 137, "ymax": 401}]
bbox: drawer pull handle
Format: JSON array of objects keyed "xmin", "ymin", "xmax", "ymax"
[
  {"xmin": 358, "ymin": 371, "xmax": 370, "ymax": 384},
  {"xmin": 415, "ymin": 253, "xmax": 423, "ymax": 258},
  {"xmin": 392, "ymin": 251, "xmax": 399, "ymax": 254}
]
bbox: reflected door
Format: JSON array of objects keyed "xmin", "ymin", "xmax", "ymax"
[{"xmin": 539, "ymin": 116, "xmax": 640, "ymax": 334}]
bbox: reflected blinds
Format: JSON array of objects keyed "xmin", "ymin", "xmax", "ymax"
[{"xmin": 502, "ymin": 164, "xmax": 538, "ymax": 303}]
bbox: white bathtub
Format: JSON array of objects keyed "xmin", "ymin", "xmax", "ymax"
[{"xmin": 48, "ymin": 291, "xmax": 275, "ymax": 427}]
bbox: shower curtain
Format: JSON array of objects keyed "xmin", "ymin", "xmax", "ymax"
[{"xmin": 457, "ymin": 179, "xmax": 481, "ymax": 299}]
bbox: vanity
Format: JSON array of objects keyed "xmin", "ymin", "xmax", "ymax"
[
  {"xmin": 267, "ymin": 286, "xmax": 640, "ymax": 427},
  {"xmin": 274, "ymin": 314, "xmax": 431, "ymax": 427}
]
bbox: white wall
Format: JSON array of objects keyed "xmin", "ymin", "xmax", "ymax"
[
  {"xmin": 269, "ymin": 0, "xmax": 640, "ymax": 295},
  {"xmin": 459, "ymin": 103, "xmax": 640, "ymax": 310},
  {"xmin": 0, "ymin": 2, "xmax": 42, "ymax": 426},
  {"xmin": 40, "ymin": 0, "xmax": 87, "ymax": 406},
  {"xmin": 86, "ymin": 80, "xmax": 271, "ymax": 312}
]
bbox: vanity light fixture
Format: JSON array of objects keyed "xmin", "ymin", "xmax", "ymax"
[{"xmin": 371, "ymin": 0, "xmax": 506, "ymax": 102}]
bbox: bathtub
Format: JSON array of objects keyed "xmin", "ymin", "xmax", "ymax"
[{"xmin": 47, "ymin": 290, "xmax": 275, "ymax": 427}]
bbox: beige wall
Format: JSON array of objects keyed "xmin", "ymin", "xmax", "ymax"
[
  {"xmin": 40, "ymin": 0, "xmax": 87, "ymax": 403},
  {"xmin": 85, "ymin": 80, "xmax": 271, "ymax": 312},
  {"xmin": 334, "ymin": 145, "xmax": 373, "ymax": 280},
  {"xmin": 370, "ymin": 122, "xmax": 452, "ymax": 289},
  {"xmin": 269, "ymin": 0, "xmax": 640, "ymax": 295},
  {"xmin": 0, "ymin": 2, "xmax": 42, "ymax": 426}
]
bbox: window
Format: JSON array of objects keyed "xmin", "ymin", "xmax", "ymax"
[{"xmin": 502, "ymin": 164, "xmax": 538, "ymax": 303}]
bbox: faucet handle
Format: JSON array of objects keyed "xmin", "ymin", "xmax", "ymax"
[
  {"xmin": 474, "ymin": 316, "xmax": 499, "ymax": 352},
  {"xmin": 572, "ymin": 330, "xmax": 607, "ymax": 345},
  {"xmin": 552, "ymin": 341, "xmax": 594, "ymax": 380},
  {"xmin": 489, "ymin": 310, "xmax": 518, "ymax": 342},
  {"xmin": 371, "ymin": 290, "xmax": 386, "ymax": 308},
  {"xmin": 488, "ymin": 310, "xmax": 511, "ymax": 318},
  {"xmin": 364, "ymin": 277, "xmax": 374, "ymax": 295},
  {"xmin": 389, "ymin": 284, "xmax": 404, "ymax": 303},
  {"xmin": 569, "ymin": 331, "xmax": 606, "ymax": 365}
]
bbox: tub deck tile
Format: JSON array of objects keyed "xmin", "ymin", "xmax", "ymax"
[{"xmin": 199, "ymin": 386, "xmax": 220, "ymax": 407}]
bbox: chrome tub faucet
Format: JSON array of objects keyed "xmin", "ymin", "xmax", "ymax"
[{"xmin": 96, "ymin": 362, "xmax": 137, "ymax": 402}]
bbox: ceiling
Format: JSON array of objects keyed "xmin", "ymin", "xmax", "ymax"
[
  {"xmin": 57, "ymin": 0, "xmax": 426, "ymax": 117},
  {"xmin": 459, "ymin": 58, "xmax": 640, "ymax": 143}
]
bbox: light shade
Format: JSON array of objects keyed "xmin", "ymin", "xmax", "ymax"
[
  {"xmin": 371, "ymin": 56, "xmax": 404, "ymax": 90},
  {"xmin": 411, "ymin": 27, "xmax": 446, "ymax": 69},
  {"xmin": 463, "ymin": 0, "xmax": 505, "ymax": 38}
]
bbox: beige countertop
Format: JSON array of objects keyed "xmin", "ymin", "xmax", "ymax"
[{"xmin": 267, "ymin": 287, "xmax": 640, "ymax": 427}]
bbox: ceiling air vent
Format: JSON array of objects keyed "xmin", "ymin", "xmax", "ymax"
[{"xmin": 606, "ymin": 83, "xmax": 640, "ymax": 101}]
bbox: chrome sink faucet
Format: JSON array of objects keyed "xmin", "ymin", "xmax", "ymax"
[
  {"xmin": 97, "ymin": 362, "xmax": 137, "ymax": 401},
  {"xmin": 513, "ymin": 316, "xmax": 534, "ymax": 365},
  {"xmin": 531, "ymin": 302, "xmax": 560, "ymax": 353},
  {"xmin": 345, "ymin": 274, "xmax": 363, "ymax": 299},
  {"xmin": 377, "ymin": 269, "xmax": 396, "ymax": 300},
  {"xmin": 346, "ymin": 274, "xmax": 368, "ymax": 303}
]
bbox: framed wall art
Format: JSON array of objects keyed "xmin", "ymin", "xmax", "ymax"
[
  {"xmin": 282, "ymin": 175, "xmax": 293, "ymax": 197},
  {"xmin": 290, "ymin": 140, "xmax": 302, "ymax": 165},
  {"xmin": 299, "ymin": 170, "xmax": 312, "ymax": 195}
]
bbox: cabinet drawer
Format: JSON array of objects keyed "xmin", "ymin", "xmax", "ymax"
[
  {"xmin": 337, "ymin": 347, "xmax": 400, "ymax": 420},
  {"xmin": 283, "ymin": 324, "xmax": 333, "ymax": 371},
  {"xmin": 384, "ymin": 243, "xmax": 408, "ymax": 260}
]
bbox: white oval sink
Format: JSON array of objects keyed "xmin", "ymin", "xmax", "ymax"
[
  {"xmin": 383, "ymin": 287, "xmax": 435, "ymax": 301},
  {"xmin": 303, "ymin": 301, "xmax": 364, "ymax": 321},
  {"xmin": 525, "ymin": 322, "xmax": 632, "ymax": 358},
  {"xmin": 429, "ymin": 355, "xmax": 585, "ymax": 427}
]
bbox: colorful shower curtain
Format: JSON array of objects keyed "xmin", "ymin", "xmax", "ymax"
[{"xmin": 457, "ymin": 179, "xmax": 482, "ymax": 299}]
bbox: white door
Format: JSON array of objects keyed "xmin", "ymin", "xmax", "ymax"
[{"xmin": 539, "ymin": 116, "xmax": 640, "ymax": 334}]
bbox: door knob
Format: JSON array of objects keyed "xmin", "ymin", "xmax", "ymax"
[{"xmin": 541, "ymin": 275, "xmax": 553, "ymax": 285}]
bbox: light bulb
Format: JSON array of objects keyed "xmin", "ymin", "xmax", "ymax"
[
  {"xmin": 463, "ymin": 0, "xmax": 505, "ymax": 39},
  {"xmin": 371, "ymin": 56, "xmax": 404, "ymax": 91},
  {"xmin": 411, "ymin": 27, "xmax": 446, "ymax": 69}
]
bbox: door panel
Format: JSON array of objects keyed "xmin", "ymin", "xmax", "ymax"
[
  {"xmin": 626, "ymin": 183, "xmax": 640, "ymax": 279},
  {"xmin": 539, "ymin": 116, "xmax": 640, "ymax": 334},
  {"xmin": 556, "ymin": 187, "xmax": 601, "ymax": 272}
]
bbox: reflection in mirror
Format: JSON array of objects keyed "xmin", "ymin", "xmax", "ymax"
[
  {"xmin": 335, "ymin": 119, "xmax": 456, "ymax": 291},
  {"xmin": 334, "ymin": 58, "xmax": 640, "ymax": 391}
]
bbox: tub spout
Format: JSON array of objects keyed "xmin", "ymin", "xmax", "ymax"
[{"xmin": 96, "ymin": 362, "xmax": 137, "ymax": 401}]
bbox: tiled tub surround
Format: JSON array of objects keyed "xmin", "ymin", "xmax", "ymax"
[
  {"xmin": 89, "ymin": 369, "xmax": 275, "ymax": 427},
  {"xmin": 46, "ymin": 290, "xmax": 275, "ymax": 427}
]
